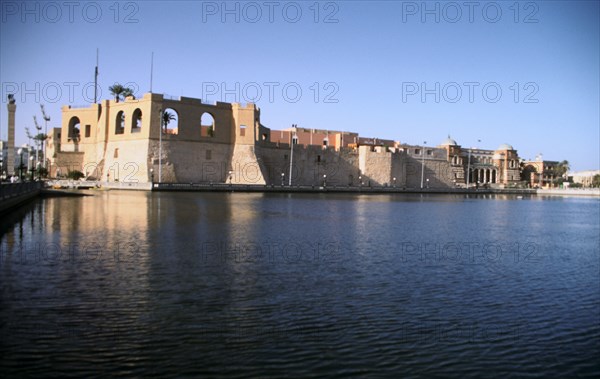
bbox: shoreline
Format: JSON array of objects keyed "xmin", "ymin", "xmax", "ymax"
[{"xmin": 42, "ymin": 180, "xmax": 600, "ymax": 197}]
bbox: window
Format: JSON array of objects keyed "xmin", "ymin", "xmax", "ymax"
[
  {"xmin": 317, "ymin": 155, "xmax": 321, "ymax": 163},
  {"xmin": 162, "ymin": 108, "xmax": 179, "ymax": 135},
  {"xmin": 262, "ymin": 133, "xmax": 268, "ymax": 141},
  {"xmin": 115, "ymin": 111, "xmax": 125, "ymax": 135},
  {"xmin": 84, "ymin": 124, "xmax": 91, "ymax": 138},
  {"xmin": 240, "ymin": 124, "xmax": 246, "ymax": 137},
  {"xmin": 201, "ymin": 112, "xmax": 215, "ymax": 137},
  {"xmin": 114, "ymin": 148, "xmax": 119, "ymax": 158},
  {"xmin": 427, "ymin": 150, "xmax": 432, "ymax": 155},
  {"xmin": 131, "ymin": 108, "xmax": 142, "ymax": 133},
  {"xmin": 415, "ymin": 149, "xmax": 421, "ymax": 155},
  {"xmin": 68, "ymin": 117, "xmax": 81, "ymax": 141}
]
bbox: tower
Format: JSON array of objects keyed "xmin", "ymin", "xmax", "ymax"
[{"xmin": 6, "ymin": 94, "xmax": 16, "ymax": 176}]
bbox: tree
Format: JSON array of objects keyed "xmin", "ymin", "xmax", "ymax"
[
  {"xmin": 162, "ymin": 111, "xmax": 176, "ymax": 132},
  {"xmin": 67, "ymin": 170, "xmax": 84, "ymax": 180},
  {"xmin": 122, "ymin": 87, "xmax": 135, "ymax": 100},
  {"xmin": 555, "ymin": 160, "xmax": 570, "ymax": 178},
  {"xmin": 593, "ymin": 174, "xmax": 600, "ymax": 188},
  {"xmin": 109, "ymin": 84, "xmax": 125, "ymax": 102}
]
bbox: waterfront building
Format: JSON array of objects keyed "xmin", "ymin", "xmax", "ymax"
[
  {"xmin": 520, "ymin": 157, "xmax": 564, "ymax": 188},
  {"xmin": 42, "ymin": 92, "xmax": 534, "ymax": 189},
  {"xmin": 569, "ymin": 170, "xmax": 600, "ymax": 187},
  {"xmin": 437, "ymin": 136, "xmax": 522, "ymax": 187}
]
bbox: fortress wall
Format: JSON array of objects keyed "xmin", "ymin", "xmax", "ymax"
[
  {"xmin": 257, "ymin": 145, "xmax": 361, "ymax": 187},
  {"xmin": 404, "ymin": 156, "xmax": 455, "ymax": 189},
  {"xmin": 102, "ymin": 139, "xmax": 151, "ymax": 183},
  {"xmin": 148, "ymin": 139, "xmax": 232, "ymax": 184}
]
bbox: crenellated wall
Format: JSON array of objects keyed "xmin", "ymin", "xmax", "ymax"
[{"xmin": 53, "ymin": 92, "xmax": 470, "ymax": 189}]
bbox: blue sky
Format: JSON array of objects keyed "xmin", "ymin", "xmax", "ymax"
[{"xmin": 1, "ymin": 0, "xmax": 598, "ymax": 170}]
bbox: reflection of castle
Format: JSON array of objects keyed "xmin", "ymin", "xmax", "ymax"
[{"xmin": 50, "ymin": 92, "xmax": 527, "ymax": 189}]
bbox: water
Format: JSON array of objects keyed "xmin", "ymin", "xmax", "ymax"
[{"xmin": 1, "ymin": 192, "xmax": 599, "ymax": 378}]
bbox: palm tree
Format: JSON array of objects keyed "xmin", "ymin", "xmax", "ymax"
[
  {"xmin": 557, "ymin": 160, "xmax": 570, "ymax": 177},
  {"xmin": 162, "ymin": 111, "xmax": 175, "ymax": 133},
  {"xmin": 109, "ymin": 84, "xmax": 125, "ymax": 102},
  {"xmin": 122, "ymin": 87, "xmax": 135, "ymax": 100}
]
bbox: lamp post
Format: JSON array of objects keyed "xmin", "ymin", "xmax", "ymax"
[
  {"xmin": 17, "ymin": 148, "xmax": 23, "ymax": 181},
  {"xmin": 466, "ymin": 139, "xmax": 480, "ymax": 189},
  {"xmin": 228, "ymin": 170, "xmax": 233, "ymax": 185},
  {"xmin": 420, "ymin": 141, "xmax": 426, "ymax": 189},
  {"xmin": 150, "ymin": 168, "xmax": 154, "ymax": 184},
  {"xmin": 158, "ymin": 108, "xmax": 163, "ymax": 183},
  {"xmin": 393, "ymin": 177, "xmax": 397, "ymax": 188},
  {"xmin": 36, "ymin": 162, "xmax": 41, "ymax": 181},
  {"xmin": 466, "ymin": 148, "xmax": 472, "ymax": 189},
  {"xmin": 323, "ymin": 174, "xmax": 327, "ymax": 187},
  {"xmin": 29, "ymin": 156, "xmax": 34, "ymax": 181},
  {"xmin": 359, "ymin": 175, "xmax": 362, "ymax": 188},
  {"xmin": 288, "ymin": 124, "xmax": 297, "ymax": 186},
  {"xmin": 426, "ymin": 178, "xmax": 429, "ymax": 189},
  {"xmin": 281, "ymin": 172, "xmax": 285, "ymax": 186}
]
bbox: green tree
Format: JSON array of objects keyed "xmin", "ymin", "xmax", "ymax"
[
  {"xmin": 593, "ymin": 174, "xmax": 600, "ymax": 188},
  {"xmin": 67, "ymin": 170, "xmax": 84, "ymax": 180},
  {"xmin": 162, "ymin": 111, "xmax": 176, "ymax": 132},
  {"xmin": 109, "ymin": 84, "xmax": 125, "ymax": 102},
  {"xmin": 122, "ymin": 87, "xmax": 135, "ymax": 100}
]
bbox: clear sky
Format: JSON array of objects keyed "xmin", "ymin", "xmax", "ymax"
[{"xmin": 1, "ymin": 0, "xmax": 598, "ymax": 171}]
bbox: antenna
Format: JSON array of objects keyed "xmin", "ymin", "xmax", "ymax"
[
  {"xmin": 150, "ymin": 52, "xmax": 154, "ymax": 93},
  {"xmin": 94, "ymin": 48, "xmax": 99, "ymax": 103}
]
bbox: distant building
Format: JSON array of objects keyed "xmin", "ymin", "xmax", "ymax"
[
  {"xmin": 437, "ymin": 136, "xmax": 522, "ymax": 187},
  {"xmin": 520, "ymin": 156, "xmax": 563, "ymax": 188},
  {"xmin": 0, "ymin": 141, "xmax": 38, "ymax": 179},
  {"xmin": 569, "ymin": 170, "xmax": 600, "ymax": 187}
]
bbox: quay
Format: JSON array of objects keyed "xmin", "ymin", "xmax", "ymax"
[
  {"xmin": 2, "ymin": 181, "xmax": 598, "ymax": 217},
  {"xmin": 0, "ymin": 182, "xmax": 44, "ymax": 214}
]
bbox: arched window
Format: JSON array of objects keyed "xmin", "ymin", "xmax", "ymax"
[
  {"xmin": 131, "ymin": 108, "xmax": 142, "ymax": 133},
  {"xmin": 68, "ymin": 116, "xmax": 81, "ymax": 141},
  {"xmin": 162, "ymin": 108, "xmax": 179, "ymax": 135},
  {"xmin": 201, "ymin": 112, "xmax": 215, "ymax": 137},
  {"xmin": 115, "ymin": 111, "xmax": 125, "ymax": 135}
]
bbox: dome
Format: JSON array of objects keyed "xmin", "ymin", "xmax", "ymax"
[
  {"xmin": 440, "ymin": 136, "xmax": 458, "ymax": 146},
  {"xmin": 497, "ymin": 143, "xmax": 514, "ymax": 151}
]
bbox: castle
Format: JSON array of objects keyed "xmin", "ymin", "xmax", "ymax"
[{"xmin": 48, "ymin": 92, "xmax": 524, "ymax": 189}]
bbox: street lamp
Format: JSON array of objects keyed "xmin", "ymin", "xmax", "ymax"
[
  {"xmin": 158, "ymin": 108, "xmax": 163, "ymax": 183},
  {"xmin": 17, "ymin": 148, "xmax": 23, "ymax": 181},
  {"xmin": 426, "ymin": 178, "xmax": 430, "ymax": 189},
  {"xmin": 466, "ymin": 139, "xmax": 481, "ymax": 189},
  {"xmin": 323, "ymin": 174, "xmax": 327, "ymax": 187},
  {"xmin": 281, "ymin": 172, "xmax": 285, "ymax": 186},
  {"xmin": 29, "ymin": 156, "xmax": 34, "ymax": 181},
  {"xmin": 359, "ymin": 175, "xmax": 362, "ymax": 187},
  {"xmin": 393, "ymin": 177, "xmax": 397, "ymax": 187},
  {"xmin": 288, "ymin": 124, "xmax": 297, "ymax": 186},
  {"xmin": 228, "ymin": 170, "xmax": 233, "ymax": 185},
  {"xmin": 150, "ymin": 168, "xmax": 154, "ymax": 184},
  {"xmin": 420, "ymin": 141, "xmax": 426, "ymax": 189}
]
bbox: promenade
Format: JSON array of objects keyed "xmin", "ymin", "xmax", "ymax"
[{"xmin": 0, "ymin": 181, "xmax": 44, "ymax": 214}]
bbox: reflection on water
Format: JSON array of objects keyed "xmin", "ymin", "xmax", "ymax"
[{"xmin": 1, "ymin": 192, "xmax": 599, "ymax": 378}]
